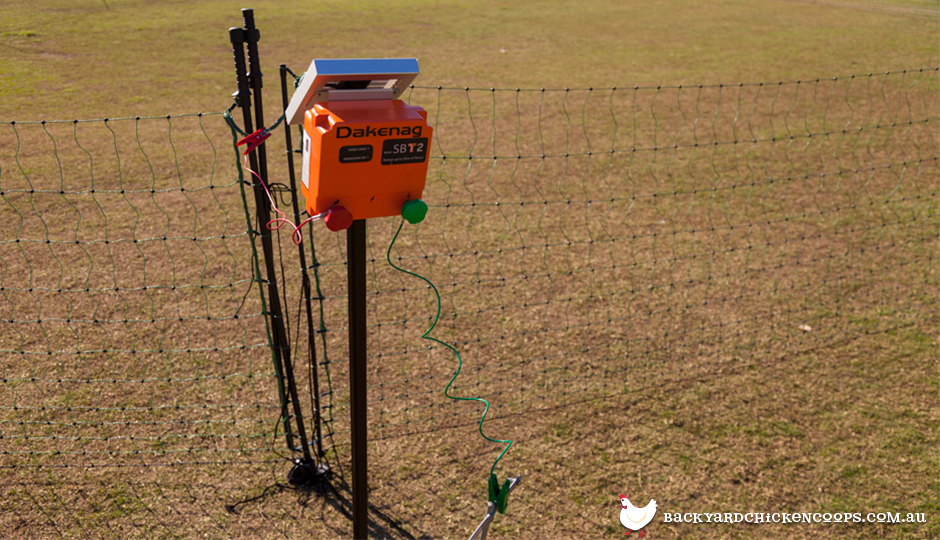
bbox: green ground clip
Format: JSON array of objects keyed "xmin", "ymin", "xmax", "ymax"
[
  {"xmin": 470, "ymin": 475, "xmax": 522, "ymax": 540},
  {"xmin": 488, "ymin": 473, "xmax": 499, "ymax": 503},
  {"xmin": 487, "ymin": 474, "xmax": 513, "ymax": 514},
  {"xmin": 496, "ymin": 478, "xmax": 511, "ymax": 514}
]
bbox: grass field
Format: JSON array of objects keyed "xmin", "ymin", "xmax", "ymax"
[{"xmin": 1, "ymin": 1, "xmax": 938, "ymax": 539}]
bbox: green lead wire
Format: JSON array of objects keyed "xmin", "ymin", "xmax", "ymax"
[{"xmin": 386, "ymin": 220, "xmax": 512, "ymax": 477}]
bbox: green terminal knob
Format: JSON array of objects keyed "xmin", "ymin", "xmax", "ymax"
[{"xmin": 401, "ymin": 199, "xmax": 428, "ymax": 225}]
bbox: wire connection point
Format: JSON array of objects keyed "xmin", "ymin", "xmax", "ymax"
[
  {"xmin": 401, "ymin": 199, "xmax": 428, "ymax": 224},
  {"xmin": 236, "ymin": 128, "xmax": 272, "ymax": 155},
  {"xmin": 324, "ymin": 205, "xmax": 353, "ymax": 232}
]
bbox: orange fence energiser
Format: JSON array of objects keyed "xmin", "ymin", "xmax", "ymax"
[{"xmin": 285, "ymin": 58, "xmax": 433, "ymax": 231}]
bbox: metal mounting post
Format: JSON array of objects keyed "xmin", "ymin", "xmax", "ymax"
[{"xmin": 348, "ymin": 219, "xmax": 369, "ymax": 539}]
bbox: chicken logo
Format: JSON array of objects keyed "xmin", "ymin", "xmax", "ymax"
[{"xmin": 619, "ymin": 495, "xmax": 656, "ymax": 536}]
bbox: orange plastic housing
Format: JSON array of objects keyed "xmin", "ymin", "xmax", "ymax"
[{"xmin": 300, "ymin": 100, "xmax": 433, "ymax": 221}]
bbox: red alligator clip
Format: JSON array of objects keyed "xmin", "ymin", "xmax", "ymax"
[{"xmin": 236, "ymin": 128, "xmax": 272, "ymax": 155}]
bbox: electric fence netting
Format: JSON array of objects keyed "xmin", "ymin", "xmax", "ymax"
[
  {"xmin": 0, "ymin": 113, "xmax": 281, "ymax": 468},
  {"xmin": 310, "ymin": 69, "xmax": 939, "ymax": 452},
  {"xmin": 0, "ymin": 68, "xmax": 936, "ymax": 532}
]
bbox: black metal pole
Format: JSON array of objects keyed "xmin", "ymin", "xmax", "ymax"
[
  {"xmin": 242, "ymin": 9, "xmax": 267, "ymax": 184},
  {"xmin": 348, "ymin": 219, "xmax": 368, "ymax": 540},
  {"xmin": 280, "ymin": 63, "xmax": 325, "ymax": 460},
  {"xmin": 241, "ymin": 8, "xmax": 313, "ymax": 466},
  {"xmin": 229, "ymin": 25, "xmax": 296, "ymax": 454}
]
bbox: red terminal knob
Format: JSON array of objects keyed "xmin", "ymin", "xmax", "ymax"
[{"xmin": 324, "ymin": 205, "xmax": 353, "ymax": 232}]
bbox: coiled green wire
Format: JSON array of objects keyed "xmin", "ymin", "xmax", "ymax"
[{"xmin": 386, "ymin": 220, "xmax": 512, "ymax": 477}]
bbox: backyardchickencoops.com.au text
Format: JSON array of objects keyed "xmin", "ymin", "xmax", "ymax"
[{"xmin": 662, "ymin": 512, "xmax": 927, "ymax": 525}]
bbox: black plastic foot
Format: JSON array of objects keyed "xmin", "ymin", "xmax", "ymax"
[{"xmin": 287, "ymin": 459, "xmax": 329, "ymax": 486}]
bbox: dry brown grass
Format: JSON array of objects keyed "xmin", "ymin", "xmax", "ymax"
[
  {"xmin": 0, "ymin": 321, "xmax": 935, "ymax": 539},
  {"xmin": 0, "ymin": 0, "xmax": 938, "ymax": 538}
]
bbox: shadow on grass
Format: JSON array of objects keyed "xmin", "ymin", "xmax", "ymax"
[{"xmin": 226, "ymin": 468, "xmax": 431, "ymax": 540}]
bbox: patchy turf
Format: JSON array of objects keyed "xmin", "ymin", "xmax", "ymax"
[
  {"xmin": 1, "ymin": 0, "xmax": 937, "ymax": 120},
  {"xmin": 1, "ymin": 320, "xmax": 936, "ymax": 539},
  {"xmin": 0, "ymin": 0, "xmax": 937, "ymax": 539}
]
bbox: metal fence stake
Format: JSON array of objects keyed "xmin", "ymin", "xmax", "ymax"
[
  {"xmin": 280, "ymin": 63, "xmax": 326, "ymax": 462},
  {"xmin": 348, "ymin": 219, "xmax": 369, "ymax": 539}
]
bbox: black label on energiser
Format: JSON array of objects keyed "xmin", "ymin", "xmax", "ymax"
[
  {"xmin": 381, "ymin": 138, "xmax": 429, "ymax": 165},
  {"xmin": 339, "ymin": 145, "xmax": 374, "ymax": 164}
]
